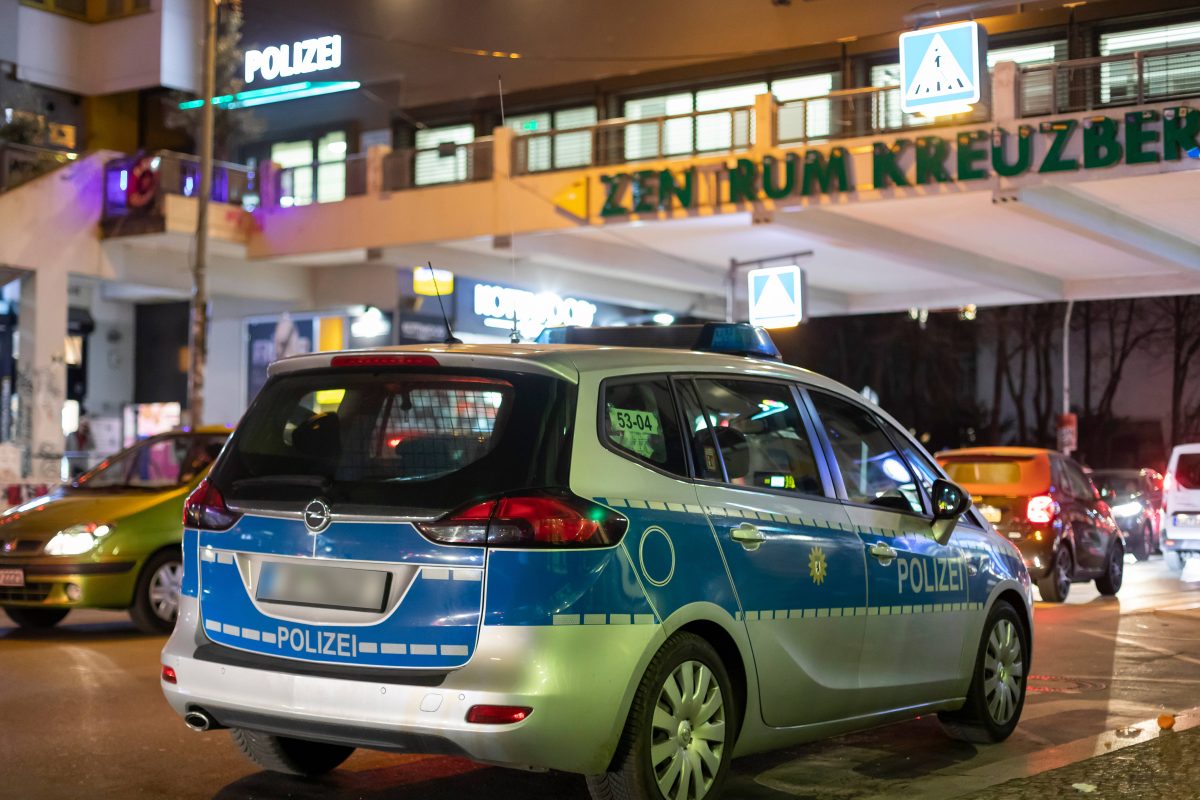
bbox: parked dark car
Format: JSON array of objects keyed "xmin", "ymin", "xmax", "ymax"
[
  {"xmin": 1092, "ymin": 468, "xmax": 1162, "ymax": 561},
  {"xmin": 937, "ymin": 447, "xmax": 1124, "ymax": 602}
]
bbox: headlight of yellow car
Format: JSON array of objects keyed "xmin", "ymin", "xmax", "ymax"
[{"xmin": 44, "ymin": 522, "xmax": 116, "ymax": 556}]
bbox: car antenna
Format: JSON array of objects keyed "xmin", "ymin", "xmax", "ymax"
[
  {"xmin": 427, "ymin": 261, "xmax": 461, "ymax": 344},
  {"xmin": 498, "ymin": 74, "xmax": 520, "ymax": 344}
]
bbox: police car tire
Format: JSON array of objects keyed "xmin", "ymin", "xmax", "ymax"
[
  {"xmin": 938, "ymin": 601, "xmax": 1028, "ymax": 744},
  {"xmin": 586, "ymin": 632, "xmax": 736, "ymax": 800},
  {"xmin": 3, "ymin": 606, "xmax": 69, "ymax": 628},
  {"xmin": 230, "ymin": 727, "xmax": 354, "ymax": 777}
]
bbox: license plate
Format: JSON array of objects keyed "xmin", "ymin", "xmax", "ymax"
[
  {"xmin": 1176, "ymin": 513, "xmax": 1200, "ymax": 528},
  {"xmin": 0, "ymin": 568, "xmax": 24, "ymax": 587},
  {"xmin": 979, "ymin": 505, "xmax": 1003, "ymax": 524},
  {"xmin": 257, "ymin": 562, "xmax": 391, "ymax": 613}
]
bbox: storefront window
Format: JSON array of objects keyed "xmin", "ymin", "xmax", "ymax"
[
  {"xmin": 507, "ymin": 107, "xmax": 597, "ymax": 171},
  {"xmin": 414, "ymin": 124, "xmax": 475, "ymax": 185},
  {"xmin": 773, "ymin": 73, "xmax": 834, "ymax": 141},
  {"xmin": 316, "ymin": 132, "xmax": 347, "ymax": 204},
  {"xmin": 271, "ymin": 140, "xmax": 315, "ymax": 207},
  {"xmin": 1100, "ymin": 21, "xmax": 1200, "ymax": 103}
]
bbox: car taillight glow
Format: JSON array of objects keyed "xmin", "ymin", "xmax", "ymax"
[
  {"xmin": 417, "ymin": 493, "xmax": 628, "ymax": 548},
  {"xmin": 1164, "ymin": 472, "xmax": 1176, "ymax": 493},
  {"xmin": 183, "ymin": 479, "xmax": 242, "ymax": 531},
  {"xmin": 1026, "ymin": 494, "xmax": 1056, "ymax": 525},
  {"xmin": 466, "ymin": 705, "xmax": 532, "ymax": 724},
  {"xmin": 161, "ymin": 665, "xmax": 177, "ymax": 684},
  {"xmin": 330, "ymin": 354, "xmax": 439, "ymax": 368}
]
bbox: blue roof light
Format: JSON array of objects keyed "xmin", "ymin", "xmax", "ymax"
[{"xmin": 537, "ymin": 323, "xmax": 781, "ymax": 360}]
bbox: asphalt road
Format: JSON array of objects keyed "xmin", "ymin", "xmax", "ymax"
[{"xmin": 3, "ymin": 556, "xmax": 1199, "ymax": 800}]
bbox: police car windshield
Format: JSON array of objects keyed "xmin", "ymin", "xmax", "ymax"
[{"xmin": 210, "ymin": 367, "xmax": 575, "ymax": 511}]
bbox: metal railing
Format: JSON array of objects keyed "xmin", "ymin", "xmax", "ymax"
[
  {"xmin": 776, "ymin": 85, "xmax": 989, "ymax": 146},
  {"xmin": 1018, "ymin": 42, "xmax": 1200, "ymax": 116},
  {"xmin": 101, "ymin": 151, "xmax": 255, "ymax": 228},
  {"xmin": 0, "ymin": 142, "xmax": 77, "ymax": 193},
  {"xmin": 381, "ymin": 138, "xmax": 494, "ymax": 190},
  {"xmin": 511, "ymin": 107, "xmax": 754, "ymax": 175},
  {"xmin": 275, "ymin": 152, "xmax": 369, "ymax": 207}
]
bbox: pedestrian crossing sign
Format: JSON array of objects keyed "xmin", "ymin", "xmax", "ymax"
[
  {"xmin": 747, "ymin": 265, "xmax": 805, "ymax": 329},
  {"xmin": 899, "ymin": 21, "xmax": 985, "ymax": 114}
]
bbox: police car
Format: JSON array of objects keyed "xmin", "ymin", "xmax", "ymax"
[{"xmin": 162, "ymin": 324, "xmax": 1033, "ymax": 800}]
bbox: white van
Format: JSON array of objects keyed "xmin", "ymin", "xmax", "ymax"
[{"xmin": 1163, "ymin": 443, "xmax": 1200, "ymax": 570}]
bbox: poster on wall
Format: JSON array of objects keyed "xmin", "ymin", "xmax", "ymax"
[{"xmin": 246, "ymin": 314, "xmax": 314, "ymax": 404}]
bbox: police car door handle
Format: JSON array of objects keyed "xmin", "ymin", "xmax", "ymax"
[
  {"xmin": 731, "ymin": 523, "xmax": 766, "ymax": 551},
  {"xmin": 868, "ymin": 542, "xmax": 898, "ymax": 564}
]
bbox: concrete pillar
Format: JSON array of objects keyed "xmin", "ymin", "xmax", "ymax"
[
  {"xmin": 365, "ymin": 144, "xmax": 392, "ymax": 195},
  {"xmin": 753, "ymin": 93, "xmax": 778, "ymax": 155},
  {"xmin": 491, "ymin": 126, "xmax": 516, "ymax": 248},
  {"xmin": 991, "ymin": 61, "xmax": 1018, "ymax": 127},
  {"xmin": 16, "ymin": 269, "xmax": 67, "ymax": 483}
]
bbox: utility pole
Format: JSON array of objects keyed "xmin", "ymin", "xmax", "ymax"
[{"xmin": 189, "ymin": 0, "xmax": 218, "ymax": 429}]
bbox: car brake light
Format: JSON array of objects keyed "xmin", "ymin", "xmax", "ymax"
[
  {"xmin": 330, "ymin": 354, "xmax": 439, "ymax": 368},
  {"xmin": 466, "ymin": 705, "xmax": 532, "ymax": 724},
  {"xmin": 161, "ymin": 665, "xmax": 177, "ymax": 684},
  {"xmin": 417, "ymin": 493, "xmax": 628, "ymax": 548},
  {"xmin": 1164, "ymin": 472, "xmax": 1176, "ymax": 493},
  {"xmin": 1026, "ymin": 494, "xmax": 1056, "ymax": 525},
  {"xmin": 183, "ymin": 479, "xmax": 242, "ymax": 532}
]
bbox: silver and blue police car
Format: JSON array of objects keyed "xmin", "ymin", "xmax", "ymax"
[{"xmin": 161, "ymin": 324, "xmax": 1033, "ymax": 800}]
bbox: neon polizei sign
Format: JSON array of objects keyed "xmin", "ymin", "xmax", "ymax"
[{"xmin": 245, "ymin": 35, "xmax": 342, "ymax": 84}]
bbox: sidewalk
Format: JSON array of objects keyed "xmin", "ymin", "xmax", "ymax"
[{"xmin": 956, "ymin": 725, "xmax": 1200, "ymax": 799}]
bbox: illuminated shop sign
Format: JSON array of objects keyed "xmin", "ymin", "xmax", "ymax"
[
  {"xmin": 595, "ymin": 107, "xmax": 1200, "ymax": 217},
  {"xmin": 473, "ymin": 283, "xmax": 597, "ymax": 340},
  {"xmin": 245, "ymin": 35, "xmax": 342, "ymax": 84}
]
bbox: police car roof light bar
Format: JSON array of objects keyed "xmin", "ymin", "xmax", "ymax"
[{"xmin": 537, "ymin": 322, "xmax": 781, "ymax": 360}]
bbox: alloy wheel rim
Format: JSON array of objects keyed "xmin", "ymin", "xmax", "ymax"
[
  {"xmin": 149, "ymin": 561, "xmax": 183, "ymax": 622},
  {"xmin": 982, "ymin": 619, "xmax": 1025, "ymax": 726},
  {"xmin": 651, "ymin": 660, "xmax": 726, "ymax": 800}
]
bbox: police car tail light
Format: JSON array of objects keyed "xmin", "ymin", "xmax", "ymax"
[
  {"xmin": 183, "ymin": 479, "xmax": 241, "ymax": 532},
  {"xmin": 417, "ymin": 493, "xmax": 627, "ymax": 548},
  {"xmin": 1025, "ymin": 494, "xmax": 1056, "ymax": 525},
  {"xmin": 416, "ymin": 500, "xmax": 496, "ymax": 545},
  {"xmin": 488, "ymin": 495, "xmax": 627, "ymax": 547}
]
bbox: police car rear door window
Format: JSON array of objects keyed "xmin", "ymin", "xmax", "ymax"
[
  {"xmin": 601, "ymin": 378, "xmax": 688, "ymax": 476},
  {"xmin": 692, "ymin": 378, "xmax": 824, "ymax": 495},
  {"xmin": 211, "ymin": 369, "xmax": 574, "ymax": 511}
]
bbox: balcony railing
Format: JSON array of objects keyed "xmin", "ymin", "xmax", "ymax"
[
  {"xmin": 1018, "ymin": 42, "xmax": 1200, "ymax": 116},
  {"xmin": 512, "ymin": 107, "xmax": 754, "ymax": 175},
  {"xmin": 0, "ymin": 142, "xmax": 77, "ymax": 193},
  {"xmin": 776, "ymin": 85, "xmax": 990, "ymax": 146},
  {"xmin": 101, "ymin": 151, "xmax": 255, "ymax": 234},
  {"xmin": 382, "ymin": 138, "xmax": 494, "ymax": 190}
]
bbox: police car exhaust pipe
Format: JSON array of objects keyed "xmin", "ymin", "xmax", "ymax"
[{"xmin": 184, "ymin": 710, "xmax": 214, "ymax": 732}]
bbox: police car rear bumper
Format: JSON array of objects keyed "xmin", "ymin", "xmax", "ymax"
[{"xmin": 162, "ymin": 597, "xmax": 662, "ymax": 775}]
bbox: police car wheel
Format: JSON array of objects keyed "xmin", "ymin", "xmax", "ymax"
[
  {"xmin": 3, "ymin": 606, "xmax": 69, "ymax": 628},
  {"xmin": 130, "ymin": 550, "xmax": 183, "ymax": 635},
  {"xmin": 938, "ymin": 601, "xmax": 1028, "ymax": 744},
  {"xmin": 587, "ymin": 632, "xmax": 735, "ymax": 800},
  {"xmin": 1096, "ymin": 541, "xmax": 1124, "ymax": 596},
  {"xmin": 231, "ymin": 727, "xmax": 354, "ymax": 777}
]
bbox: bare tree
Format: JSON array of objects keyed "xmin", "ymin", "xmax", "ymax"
[{"xmin": 1151, "ymin": 295, "xmax": 1200, "ymax": 446}]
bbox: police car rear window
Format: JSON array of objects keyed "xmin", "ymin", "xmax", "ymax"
[{"xmin": 212, "ymin": 368, "xmax": 575, "ymax": 511}]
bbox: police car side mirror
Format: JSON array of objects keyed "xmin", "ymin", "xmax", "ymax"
[{"xmin": 930, "ymin": 479, "xmax": 970, "ymax": 546}]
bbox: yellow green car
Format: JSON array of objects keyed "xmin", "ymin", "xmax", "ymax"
[{"xmin": 0, "ymin": 427, "xmax": 229, "ymax": 633}]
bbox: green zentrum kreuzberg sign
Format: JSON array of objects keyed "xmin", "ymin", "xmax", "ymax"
[{"xmin": 598, "ymin": 107, "xmax": 1199, "ymax": 217}]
